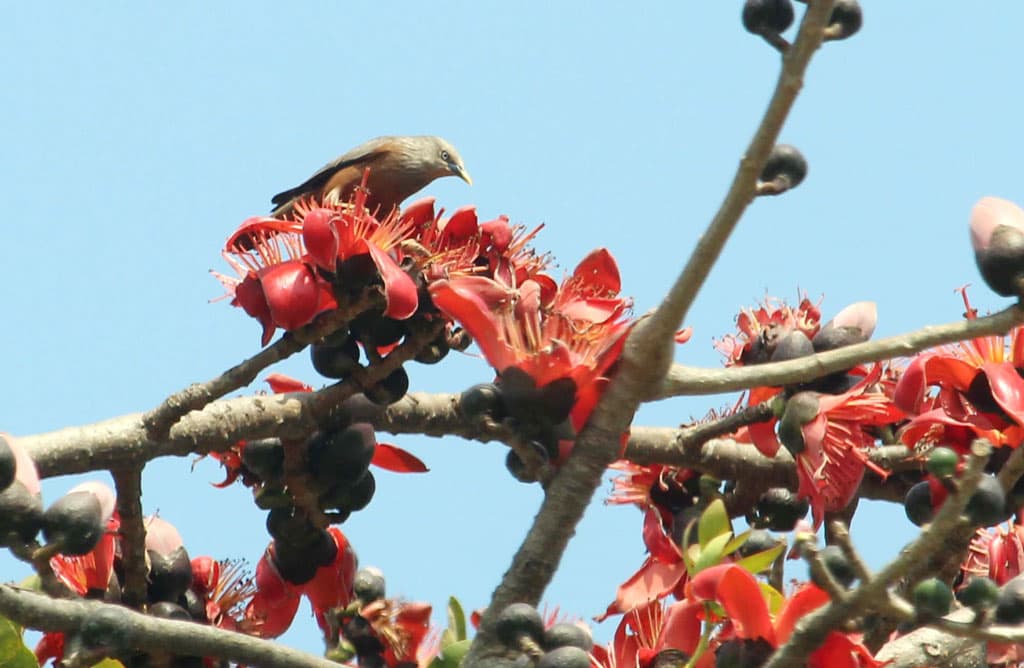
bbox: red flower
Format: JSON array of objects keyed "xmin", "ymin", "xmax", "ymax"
[
  {"xmin": 190, "ymin": 557, "xmax": 257, "ymax": 633},
  {"xmin": 217, "ymin": 216, "xmax": 338, "ymax": 345},
  {"xmin": 291, "ymin": 193, "xmax": 419, "ymax": 320},
  {"xmin": 358, "ymin": 598, "xmax": 434, "ymax": 667},
  {"xmin": 48, "ymin": 482, "xmax": 120, "ymax": 594},
  {"xmin": 304, "ymin": 527, "xmax": 359, "ymax": 636},
  {"xmin": 217, "ymin": 175, "xmax": 428, "ymax": 344},
  {"xmin": 715, "ymin": 295, "xmax": 821, "ymax": 367},
  {"xmin": 591, "ymin": 599, "xmax": 704, "ymax": 668},
  {"xmin": 787, "ymin": 369, "xmax": 904, "ymax": 527},
  {"xmin": 717, "ymin": 297, "xmax": 901, "ymax": 526},
  {"xmin": 246, "ymin": 527, "xmax": 358, "ymax": 639},
  {"xmin": 598, "ymin": 464, "xmax": 707, "ymax": 620},
  {"xmin": 430, "ymin": 249, "xmax": 631, "ymax": 446},
  {"xmin": 688, "ymin": 565, "xmax": 883, "ymax": 667},
  {"xmin": 897, "ymin": 288, "xmax": 1024, "ymax": 451}
]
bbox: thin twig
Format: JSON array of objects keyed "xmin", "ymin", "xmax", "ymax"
[
  {"xmin": 111, "ymin": 465, "xmax": 147, "ymax": 608},
  {"xmin": 142, "ymin": 292, "xmax": 378, "ymax": 438},
  {"xmin": 658, "ymin": 305, "xmax": 1024, "ymax": 398}
]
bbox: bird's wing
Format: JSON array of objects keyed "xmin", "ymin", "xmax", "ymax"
[{"xmin": 270, "ymin": 137, "xmax": 395, "ymax": 207}]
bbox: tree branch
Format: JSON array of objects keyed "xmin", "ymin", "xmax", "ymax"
[
  {"xmin": 0, "ymin": 584, "xmax": 338, "ymax": 668},
  {"xmin": 111, "ymin": 465, "xmax": 147, "ymax": 608},
  {"xmin": 461, "ymin": 3, "xmax": 837, "ymax": 664},
  {"xmin": 763, "ymin": 439, "xmax": 991, "ymax": 668},
  {"xmin": 142, "ymin": 291, "xmax": 378, "ymax": 438},
  {"xmin": 658, "ymin": 304, "xmax": 1024, "ymax": 398}
]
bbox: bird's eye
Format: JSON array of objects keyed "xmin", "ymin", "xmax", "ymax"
[{"xmin": 440, "ymin": 150, "xmax": 451, "ymax": 162}]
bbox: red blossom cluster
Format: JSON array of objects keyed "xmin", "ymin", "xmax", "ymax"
[
  {"xmin": 717, "ymin": 297, "xmax": 903, "ymax": 526},
  {"xmin": 217, "ymin": 173, "xmax": 635, "ymax": 465},
  {"xmin": 594, "ymin": 295, "xmax": 905, "ymax": 665},
  {"xmin": 590, "ymin": 499, "xmax": 881, "ymax": 667},
  {"xmin": 205, "ymin": 179, "xmax": 1024, "ymax": 665}
]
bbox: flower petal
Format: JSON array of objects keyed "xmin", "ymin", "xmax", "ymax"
[
  {"xmin": 691, "ymin": 565, "xmax": 775, "ymax": 643},
  {"xmin": 982, "ymin": 361, "xmax": 1024, "ymax": 426},
  {"xmin": 265, "ymin": 373, "xmax": 313, "ymax": 394},
  {"xmin": 258, "ymin": 261, "xmax": 322, "ymax": 332},
  {"xmin": 399, "ymin": 197, "xmax": 436, "ymax": 226},
  {"xmin": 301, "ymin": 208, "xmax": 340, "ymax": 271},
  {"xmin": 774, "ymin": 583, "xmax": 829, "ymax": 644},
  {"xmin": 429, "ymin": 280, "xmax": 516, "ymax": 371},
  {"xmin": 970, "ymin": 196, "xmax": 1024, "ymax": 251},
  {"xmin": 440, "ymin": 205, "xmax": 479, "ymax": 245},
  {"xmin": 365, "ymin": 244, "xmax": 418, "ymax": 320},
  {"xmin": 595, "ymin": 557, "xmax": 687, "ymax": 621},
  {"xmin": 657, "ymin": 600, "xmax": 703, "ymax": 656},
  {"xmin": 572, "ymin": 248, "xmax": 621, "ymax": 294},
  {"xmin": 371, "ymin": 443, "xmax": 429, "ymax": 473},
  {"xmin": 642, "ymin": 506, "xmax": 683, "ymax": 564}
]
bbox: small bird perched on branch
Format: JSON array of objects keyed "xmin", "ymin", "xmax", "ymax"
[{"xmin": 270, "ymin": 135, "xmax": 472, "ymax": 218}]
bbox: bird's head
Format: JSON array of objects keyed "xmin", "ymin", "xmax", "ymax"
[{"xmin": 403, "ymin": 136, "xmax": 472, "ymax": 186}]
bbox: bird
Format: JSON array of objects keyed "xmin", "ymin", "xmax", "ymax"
[{"xmin": 270, "ymin": 135, "xmax": 472, "ymax": 219}]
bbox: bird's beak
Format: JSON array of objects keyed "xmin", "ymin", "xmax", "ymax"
[{"xmin": 449, "ymin": 163, "xmax": 473, "ymax": 186}]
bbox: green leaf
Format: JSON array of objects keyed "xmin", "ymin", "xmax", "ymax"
[
  {"xmin": 723, "ymin": 529, "xmax": 752, "ymax": 557},
  {"xmin": 734, "ymin": 543, "xmax": 785, "ymax": 575},
  {"xmin": 697, "ymin": 499, "xmax": 731, "ymax": 549},
  {"xmin": 429, "ymin": 639, "xmax": 471, "ymax": 668},
  {"xmin": 684, "ymin": 542, "xmax": 699, "ymax": 576},
  {"xmin": 693, "ymin": 532, "xmax": 732, "ymax": 573},
  {"xmin": 447, "ymin": 596, "xmax": 467, "ymax": 642},
  {"xmin": 90, "ymin": 660, "xmax": 126, "ymax": 668},
  {"xmin": 759, "ymin": 582, "xmax": 786, "ymax": 614},
  {"xmin": 440, "ymin": 629, "xmax": 457, "ymax": 651},
  {"xmin": 0, "ymin": 617, "xmax": 38, "ymax": 668},
  {"xmin": 17, "ymin": 576, "xmax": 41, "ymax": 592}
]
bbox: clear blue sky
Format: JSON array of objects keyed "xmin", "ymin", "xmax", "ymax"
[{"xmin": 4, "ymin": 1, "xmax": 1023, "ymax": 655}]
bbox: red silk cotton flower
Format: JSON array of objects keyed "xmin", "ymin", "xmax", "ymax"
[
  {"xmin": 216, "ymin": 216, "xmax": 339, "ymax": 345},
  {"xmin": 896, "ymin": 288, "xmax": 1024, "ymax": 452},
  {"xmin": 718, "ymin": 297, "xmax": 901, "ymax": 527},
  {"xmin": 430, "ymin": 248, "xmax": 632, "ymax": 435}
]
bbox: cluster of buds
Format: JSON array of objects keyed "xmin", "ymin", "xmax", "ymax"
[
  {"xmin": 35, "ymin": 510, "xmax": 262, "ymax": 667},
  {"xmin": 488, "ymin": 602, "xmax": 594, "ymax": 668}
]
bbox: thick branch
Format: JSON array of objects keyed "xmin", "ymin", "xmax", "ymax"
[
  {"xmin": 19, "ymin": 391, "xmax": 916, "ymax": 505},
  {"xmin": 874, "ymin": 608, "xmax": 986, "ymax": 668},
  {"xmin": 462, "ymin": 3, "xmax": 836, "ymax": 664},
  {"xmin": 0, "ymin": 584, "xmax": 338, "ymax": 668}
]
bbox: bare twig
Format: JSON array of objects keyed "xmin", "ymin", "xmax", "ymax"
[
  {"xmin": 111, "ymin": 465, "xmax": 147, "ymax": 608},
  {"xmin": 142, "ymin": 292, "xmax": 378, "ymax": 438},
  {"xmin": 659, "ymin": 305, "xmax": 1024, "ymax": 398}
]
